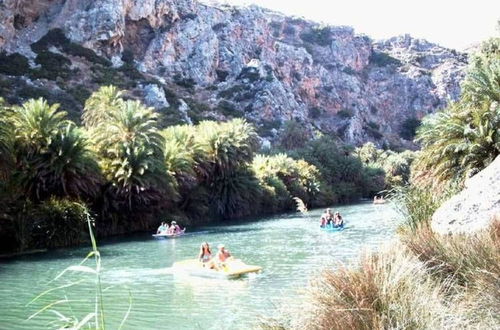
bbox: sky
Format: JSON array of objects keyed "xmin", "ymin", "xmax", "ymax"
[{"xmin": 221, "ymin": 0, "xmax": 499, "ymax": 50}]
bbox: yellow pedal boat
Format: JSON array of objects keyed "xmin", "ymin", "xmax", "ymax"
[{"xmin": 172, "ymin": 258, "xmax": 262, "ymax": 279}]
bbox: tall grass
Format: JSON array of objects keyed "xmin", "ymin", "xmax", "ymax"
[
  {"xmin": 26, "ymin": 212, "xmax": 131, "ymax": 329},
  {"xmin": 387, "ymin": 184, "xmax": 455, "ymax": 231},
  {"xmin": 288, "ymin": 244, "xmax": 446, "ymax": 330}
]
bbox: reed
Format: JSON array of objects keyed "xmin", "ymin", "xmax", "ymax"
[{"xmin": 26, "ymin": 212, "xmax": 131, "ymax": 329}]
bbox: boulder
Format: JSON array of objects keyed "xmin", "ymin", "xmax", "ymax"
[{"xmin": 431, "ymin": 156, "xmax": 500, "ymax": 235}]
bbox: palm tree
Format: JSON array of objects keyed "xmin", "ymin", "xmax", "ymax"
[
  {"xmin": 461, "ymin": 58, "xmax": 500, "ymax": 109},
  {"xmin": 10, "ymin": 98, "xmax": 101, "ymax": 201},
  {"xmin": 415, "ymin": 101, "xmax": 499, "ymax": 186},
  {"xmin": 195, "ymin": 119, "xmax": 259, "ymax": 180},
  {"xmin": 91, "ymin": 99, "xmax": 168, "ymax": 209},
  {"xmin": 83, "ymin": 85, "xmax": 124, "ymax": 128}
]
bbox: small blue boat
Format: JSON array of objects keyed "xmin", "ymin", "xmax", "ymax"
[{"xmin": 320, "ymin": 223, "xmax": 345, "ymax": 231}]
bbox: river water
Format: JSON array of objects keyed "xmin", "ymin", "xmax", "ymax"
[{"xmin": 0, "ymin": 202, "xmax": 400, "ymax": 329}]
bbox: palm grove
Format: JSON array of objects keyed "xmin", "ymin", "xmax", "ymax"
[
  {"xmin": 1, "ymin": 35, "xmax": 497, "ymax": 253},
  {"xmin": 0, "ymin": 83, "xmax": 398, "ymax": 252}
]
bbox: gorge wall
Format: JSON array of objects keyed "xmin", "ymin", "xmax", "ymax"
[{"xmin": 0, "ymin": 0, "xmax": 468, "ymax": 148}]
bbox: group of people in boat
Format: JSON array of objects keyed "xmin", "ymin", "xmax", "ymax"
[
  {"xmin": 198, "ymin": 242, "xmax": 233, "ymax": 270},
  {"xmin": 373, "ymin": 195, "xmax": 386, "ymax": 204},
  {"xmin": 157, "ymin": 221, "xmax": 184, "ymax": 235},
  {"xmin": 319, "ymin": 208, "xmax": 344, "ymax": 228}
]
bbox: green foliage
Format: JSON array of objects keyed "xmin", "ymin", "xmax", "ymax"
[
  {"xmin": 300, "ymin": 26, "xmax": 332, "ymax": 46},
  {"xmin": 291, "ymin": 137, "xmax": 385, "ymax": 202},
  {"xmin": 355, "ymin": 142, "xmax": 415, "ymax": 188},
  {"xmin": 0, "ymin": 52, "xmax": 30, "ymax": 76},
  {"xmin": 31, "ymin": 29, "xmax": 69, "ymax": 53},
  {"xmin": 87, "ymin": 94, "xmax": 167, "ymax": 210},
  {"xmin": 399, "ymin": 117, "xmax": 421, "ymax": 140},
  {"xmin": 369, "ymin": 51, "xmax": 402, "ymax": 67},
  {"xmin": 32, "ymin": 50, "xmax": 72, "ymax": 80},
  {"xmin": 66, "ymin": 85, "xmax": 92, "ymax": 106},
  {"xmin": 278, "ymin": 120, "xmax": 311, "ymax": 150},
  {"xmin": 337, "ymin": 109, "xmax": 354, "ymax": 119},
  {"xmin": 30, "ymin": 198, "xmax": 89, "ymax": 249},
  {"xmin": 31, "ymin": 28, "xmax": 111, "ymax": 66},
  {"xmin": 218, "ymin": 100, "xmax": 243, "ymax": 118},
  {"xmin": 10, "ymin": 98, "xmax": 101, "ymax": 201},
  {"xmin": 173, "ymin": 74, "xmax": 196, "ymax": 89},
  {"xmin": 252, "ymin": 153, "xmax": 320, "ymax": 208},
  {"xmin": 415, "ymin": 46, "xmax": 500, "ymax": 186},
  {"xmin": 308, "ymin": 106, "xmax": 323, "ymax": 119},
  {"xmin": 364, "ymin": 121, "xmax": 383, "ymax": 139}
]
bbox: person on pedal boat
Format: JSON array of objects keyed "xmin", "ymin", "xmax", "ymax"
[
  {"xmin": 198, "ymin": 242, "xmax": 213, "ymax": 265},
  {"xmin": 334, "ymin": 212, "xmax": 344, "ymax": 228},
  {"xmin": 157, "ymin": 222, "xmax": 167, "ymax": 234},
  {"xmin": 216, "ymin": 244, "xmax": 232, "ymax": 269},
  {"xmin": 170, "ymin": 221, "xmax": 182, "ymax": 234}
]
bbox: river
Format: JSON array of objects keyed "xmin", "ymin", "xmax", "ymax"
[{"xmin": 0, "ymin": 202, "xmax": 400, "ymax": 329}]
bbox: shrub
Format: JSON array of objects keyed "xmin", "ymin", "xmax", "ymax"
[
  {"xmin": 337, "ymin": 109, "xmax": 354, "ymax": 118},
  {"xmin": 237, "ymin": 67, "xmax": 260, "ymax": 82},
  {"xmin": 121, "ymin": 49, "xmax": 134, "ymax": 64},
  {"xmin": 308, "ymin": 106, "xmax": 322, "ymax": 119},
  {"xmin": 278, "ymin": 120, "xmax": 311, "ymax": 150},
  {"xmin": 216, "ymin": 69, "xmax": 229, "ymax": 81},
  {"xmin": 66, "ymin": 85, "xmax": 92, "ymax": 106},
  {"xmin": 364, "ymin": 121, "xmax": 383, "ymax": 139},
  {"xmin": 252, "ymin": 154, "xmax": 320, "ymax": 208},
  {"xmin": 31, "ymin": 28, "xmax": 69, "ymax": 53},
  {"xmin": 173, "ymin": 74, "xmax": 196, "ymax": 89},
  {"xmin": 33, "ymin": 50, "xmax": 72, "ymax": 80},
  {"xmin": 30, "ymin": 198, "xmax": 90, "ymax": 249},
  {"xmin": 64, "ymin": 42, "xmax": 111, "ymax": 66},
  {"xmin": 388, "ymin": 185, "xmax": 455, "ymax": 231},
  {"xmin": 0, "ymin": 52, "xmax": 30, "ymax": 76},
  {"xmin": 217, "ymin": 84, "xmax": 246, "ymax": 98},
  {"xmin": 369, "ymin": 51, "xmax": 402, "ymax": 67},
  {"xmin": 299, "ymin": 26, "xmax": 332, "ymax": 46},
  {"xmin": 218, "ymin": 100, "xmax": 243, "ymax": 118},
  {"xmin": 212, "ymin": 23, "xmax": 227, "ymax": 31},
  {"xmin": 400, "ymin": 117, "xmax": 421, "ymax": 140},
  {"xmin": 31, "ymin": 28, "xmax": 111, "ymax": 66}
]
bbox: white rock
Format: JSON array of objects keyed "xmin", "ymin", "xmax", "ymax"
[{"xmin": 431, "ymin": 156, "xmax": 500, "ymax": 235}]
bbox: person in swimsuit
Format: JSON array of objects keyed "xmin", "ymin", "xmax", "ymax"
[
  {"xmin": 198, "ymin": 242, "xmax": 212, "ymax": 265},
  {"xmin": 334, "ymin": 212, "xmax": 344, "ymax": 227}
]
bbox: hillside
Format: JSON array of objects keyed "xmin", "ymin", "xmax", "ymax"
[{"xmin": 0, "ymin": 0, "xmax": 467, "ymax": 148}]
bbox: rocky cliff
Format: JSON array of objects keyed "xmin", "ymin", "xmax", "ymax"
[{"xmin": 0, "ymin": 0, "xmax": 468, "ymax": 147}]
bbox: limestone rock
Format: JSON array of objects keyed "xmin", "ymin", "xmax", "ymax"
[
  {"xmin": 431, "ymin": 156, "xmax": 500, "ymax": 235},
  {"xmin": 143, "ymin": 84, "xmax": 169, "ymax": 108},
  {"xmin": 0, "ymin": 0, "xmax": 469, "ymax": 147}
]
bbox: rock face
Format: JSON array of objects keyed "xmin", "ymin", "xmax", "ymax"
[
  {"xmin": 0, "ymin": 0, "xmax": 468, "ymax": 147},
  {"xmin": 432, "ymin": 157, "xmax": 500, "ymax": 235}
]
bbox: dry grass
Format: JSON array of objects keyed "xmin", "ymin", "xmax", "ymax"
[
  {"xmin": 400, "ymin": 221, "xmax": 500, "ymax": 287},
  {"xmin": 289, "ymin": 244, "xmax": 446, "ymax": 330}
]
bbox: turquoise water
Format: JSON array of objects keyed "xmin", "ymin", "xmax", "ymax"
[{"xmin": 0, "ymin": 202, "xmax": 400, "ymax": 329}]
